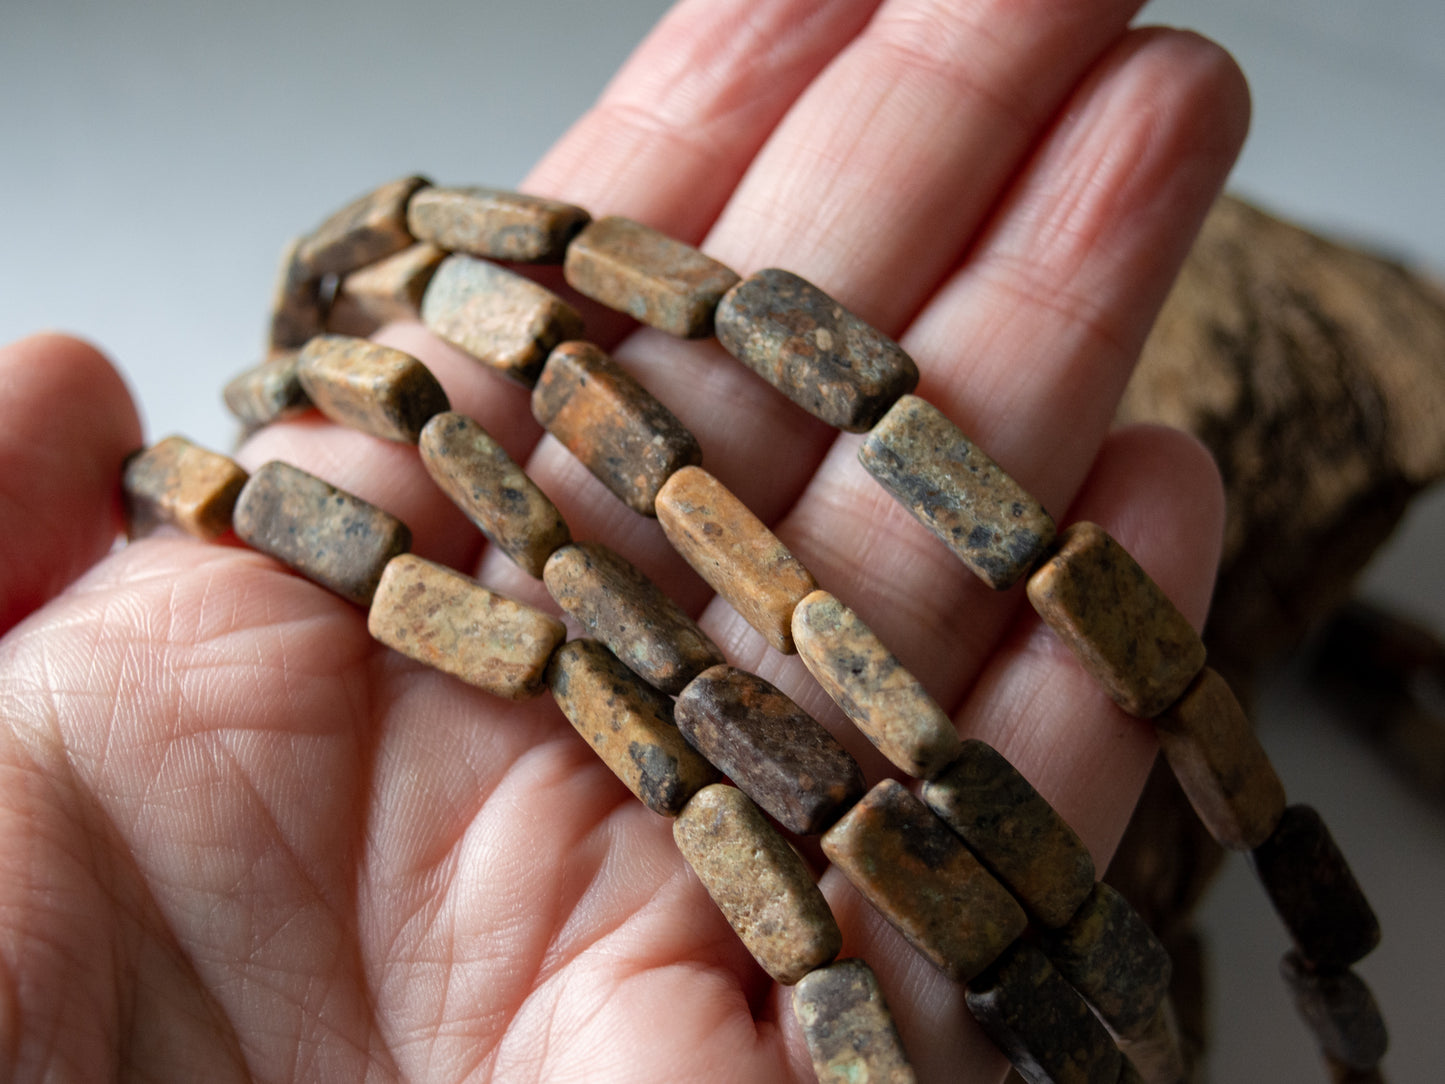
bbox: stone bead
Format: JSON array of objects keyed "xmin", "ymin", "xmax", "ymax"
[
  {"xmin": 325, "ymin": 242, "xmax": 446, "ymax": 337},
  {"xmin": 547, "ymin": 639, "xmax": 720, "ymax": 817},
  {"xmin": 1026, "ymin": 522, "xmax": 1206, "ymax": 718},
  {"xmin": 1156, "ymin": 667, "xmax": 1286, "ymax": 849},
  {"xmin": 673, "ymin": 784, "xmax": 840, "ymax": 985},
  {"xmin": 421, "ymin": 253, "xmax": 585, "ymax": 385},
  {"xmin": 268, "ymin": 235, "xmax": 326, "ymax": 352},
  {"xmin": 233, "ymin": 460, "xmax": 411, "ymax": 606},
  {"xmin": 921, "ymin": 740, "xmax": 1095, "ymax": 929},
  {"xmin": 675, "ymin": 665, "xmax": 864, "ymax": 836},
  {"xmin": 792, "ymin": 958, "xmax": 918, "ymax": 1084},
  {"xmin": 122, "ymin": 436, "xmax": 248, "ymax": 541},
  {"xmin": 792, "ymin": 590, "xmax": 960, "ymax": 779},
  {"xmin": 223, "ymin": 352, "xmax": 311, "ymax": 429},
  {"xmin": 296, "ymin": 335, "xmax": 449, "ymax": 443},
  {"xmin": 859, "ymin": 395, "xmax": 1056, "ymax": 590},
  {"xmin": 368, "ymin": 554, "xmax": 564, "ymax": 700},
  {"xmin": 532, "ymin": 341, "xmax": 702, "ymax": 516},
  {"xmin": 655, "ymin": 466, "xmax": 816, "ymax": 654},
  {"xmin": 296, "ymin": 174, "xmax": 430, "ymax": 277},
  {"xmin": 965, "ymin": 941, "xmax": 1125, "ymax": 1084},
  {"xmin": 716, "ymin": 269, "xmax": 919, "ymax": 432},
  {"xmin": 1036, "ymin": 883, "xmax": 1172, "ymax": 1040},
  {"xmin": 1279, "ymin": 952, "xmax": 1388, "ymax": 1071},
  {"xmin": 563, "ymin": 215, "xmax": 739, "ymax": 338},
  {"xmin": 1250, "ymin": 805, "xmax": 1381, "ymax": 970},
  {"xmin": 406, "ymin": 185, "xmax": 590, "ymax": 263},
  {"xmin": 1115, "ymin": 1005, "xmax": 1187, "ymax": 1084},
  {"xmin": 543, "ymin": 542, "xmax": 724, "ymax": 695},
  {"xmin": 1327, "ymin": 1059, "xmax": 1386, "ymax": 1084},
  {"xmin": 418, "ymin": 412, "xmax": 570, "ymax": 578},
  {"xmin": 821, "ymin": 779, "xmax": 1028, "ymax": 982}
]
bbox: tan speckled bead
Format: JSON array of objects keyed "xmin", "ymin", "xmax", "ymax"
[
  {"xmin": 674, "ymin": 784, "xmax": 840, "ymax": 985},
  {"xmin": 123, "ymin": 435, "xmax": 248, "ymax": 541},
  {"xmin": 368, "ymin": 554, "xmax": 564, "ymax": 700},
  {"xmin": 296, "ymin": 335, "xmax": 449, "ymax": 443},
  {"xmin": 406, "ymin": 185, "xmax": 589, "ymax": 262},
  {"xmin": 793, "ymin": 959, "xmax": 918, "ymax": 1084},
  {"xmin": 224, "ymin": 352, "xmax": 310, "ymax": 429},
  {"xmin": 1026, "ymin": 522, "xmax": 1206, "ymax": 718},
  {"xmin": 296, "ymin": 174, "xmax": 430, "ymax": 277},
  {"xmin": 655, "ymin": 466, "xmax": 816, "ymax": 653},
  {"xmin": 326, "ymin": 242, "xmax": 446, "ymax": 338},
  {"xmin": 268, "ymin": 235, "xmax": 326, "ymax": 353},
  {"xmin": 1115, "ymin": 1005, "xmax": 1187, "ymax": 1084}
]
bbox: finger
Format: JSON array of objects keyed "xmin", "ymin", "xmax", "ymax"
[{"xmin": 0, "ymin": 333, "xmax": 141, "ymax": 635}]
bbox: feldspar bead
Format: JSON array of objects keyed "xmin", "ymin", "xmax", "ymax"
[
  {"xmin": 296, "ymin": 174, "xmax": 430, "ymax": 278},
  {"xmin": 368, "ymin": 555, "xmax": 564, "ymax": 699},
  {"xmin": 406, "ymin": 185, "xmax": 589, "ymax": 263},
  {"xmin": 233, "ymin": 460, "xmax": 411, "ymax": 606},
  {"xmin": 223, "ymin": 352, "xmax": 310, "ymax": 429},
  {"xmin": 792, "ymin": 958, "xmax": 918, "ymax": 1084},
  {"xmin": 965, "ymin": 941, "xmax": 1125, "ymax": 1084},
  {"xmin": 792, "ymin": 590, "xmax": 960, "ymax": 779},
  {"xmin": 1250, "ymin": 805, "xmax": 1381, "ymax": 970},
  {"xmin": 1279, "ymin": 952, "xmax": 1388, "ymax": 1071},
  {"xmin": 821, "ymin": 780, "xmax": 1027, "ymax": 982},
  {"xmin": 421, "ymin": 253, "xmax": 585, "ymax": 384},
  {"xmin": 655, "ymin": 466, "xmax": 816, "ymax": 654},
  {"xmin": 268, "ymin": 235, "xmax": 327, "ymax": 352},
  {"xmin": 1036, "ymin": 883, "xmax": 1172, "ymax": 1040},
  {"xmin": 1115, "ymin": 1005, "xmax": 1187, "ymax": 1084},
  {"xmin": 325, "ymin": 242, "xmax": 446, "ymax": 338},
  {"xmin": 673, "ymin": 784, "xmax": 840, "ymax": 985},
  {"xmin": 547, "ymin": 639, "xmax": 720, "ymax": 816},
  {"xmin": 418, "ymin": 412, "xmax": 569, "ymax": 578},
  {"xmin": 858, "ymin": 395, "xmax": 1055, "ymax": 590},
  {"xmin": 563, "ymin": 215, "xmax": 739, "ymax": 338},
  {"xmin": 123, "ymin": 436, "xmax": 248, "ymax": 541},
  {"xmin": 532, "ymin": 341, "xmax": 701, "ymax": 516},
  {"xmin": 543, "ymin": 542, "xmax": 723, "ymax": 695},
  {"xmin": 922, "ymin": 740, "xmax": 1095, "ymax": 929},
  {"xmin": 716, "ymin": 268, "xmax": 919, "ymax": 432},
  {"xmin": 1026, "ymin": 522, "xmax": 1206, "ymax": 718},
  {"xmin": 1156, "ymin": 667, "xmax": 1286, "ymax": 849},
  {"xmin": 296, "ymin": 335, "xmax": 449, "ymax": 443},
  {"xmin": 675, "ymin": 665, "xmax": 864, "ymax": 836}
]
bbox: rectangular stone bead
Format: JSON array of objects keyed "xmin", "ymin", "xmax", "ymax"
[
  {"xmin": 674, "ymin": 784, "xmax": 841, "ymax": 985},
  {"xmin": 1280, "ymin": 952, "xmax": 1388, "ymax": 1071},
  {"xmin": 543, "ymin": 542, "xmax": 723, "ymax": 695},
  {"xmin": 368, "ymin": 554, "xmax": 564, "ymax": 700},
  {"xmin": 296, "ymin": 174, "xmax": 431, "ymax": 277},
  {"xmin": 269, "ymin": 235, "xmax": 327, "ymax": 352},
  {"xmin": 406, "ymin": 185, "xmax": 590, "ymax": 263},
  {"xmin": 123, "ymin": 436, "xmax": 248, "ymax": 541},
  {"xmin": 676, "ymin": 665, "xmax": 864, "ymax": 835},
  {"xmin": 858, "ymin": 395, "xmax": 1055, "ymax": 590},
  {"xmin": 418, "ymin": 412, "xmax": 570, "ymax": 578},
  {"xmin": 421, "ymin": 253, "xmax": 585, "ymax": 385},
  {"xmin": 716, "ymin": 269, "xmax": 919, "ymax": 432},
  {"xmin": 792, "ymin": 589, "xmax": 961, "ymax": 779},
  {"xmin": 297, "ymin": 335, "xmax": 449, "ymax": 443},
  {"xmin": 325, "ymin": 242, "xmax": 446, "ymax": 338},
  {"xmin": 531, "ymin": 341, "xmax": 701, "ymax": 516},
  {"xmin": 821, "ymin": 779, "xmax": 1028, "ymax": 982},
  {"xmin": 921, "ymin": 740, "xmax": 1095, "ymax": 929},
  {"xmin": 1036, "ymin": 883, "xmax": 1172, "ymax": 1040},
  {"xmin": 224, "ymin": 352, "xmax": 311, "ymax": 430},
  {"xmin": 1114, "ymin": 1004, "xmax": 1186, "ymax": 1084},
  {"xmin": 233, "ymin": 460, "xmax": 411, "ymax": 606},
  {"xmin": 965, "ymin": 941, "xmax": 1125, "ymax": 1084},
  {"xmin": 1156, "ymin": 666, "xmax": 1286, "ymax": 850},
  {"xmin": 1249, "ymin": 805, "xmax": 1381, "ymax": 970},
  {"xmin": 1026, "ymin": 522, "xmax": 1206, "ymax": 718},
  {"xmin": 792, "ymin": 958, "xmax": 918, "ymax": 1084},
  {"xmin": 655, "ymin": 466, "xmax": 816, "ymax": 653},
  {"xmin": 548, "ymin": 639, "xmax": 720, "ymax": 816},
  {"xmin": 563, "ymin": 215, "xmax": 740, "ymax": 338}
]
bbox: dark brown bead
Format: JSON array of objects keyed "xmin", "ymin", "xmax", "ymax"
[
  {"xmin": 716, "ymin": 268, "xmax": 918, "ymax": 432},
  {"xmin": 268, "ymin": 236, "xmax": 326, "ymax": 352},
  {"xmin": 675, "ymin": 665, "xmax": 864, "ymax": 836},
  {"xmin": 1250, "ymin": 805, "xmax": 1381, "ymax": 970},
  {"xmin": 296, "ymin": 174, "xmax": 430, "ymax": 277},
  {"xmin": 224, "ymin": 352, "xmax": 311, "ymax": 430},
  {"xmin": 821, "ymin": 780, "xmax": 1028, "ymax": 982},
  {"xmin": 543, "ymin": 542, "xmax": 723, "ymax": 695},
  {"xmin": 406, "ymin": 185, "xmax": 589, "ymax": 263},
  {"xmin": 123, "ymin": 436, "xmax": 248, "ymax": 541},
  {"xmin": 233, "ymin": 460, "xmax": 411, "ymax": 607},
  {"xmin": 922, "ymin": 740, "xmax": 1095, "ymax": 929},
  {"xmin": 531, "ymin": 341, "xmax": 701, "ymax": 516},
  {"xmin": 296, "ymin": 335, "xmax": 449, "ymax": 443},
  {"xmin": 792, "ymin": 958, "xmax": 918, "ymax": 1084},
  {"xmin": 1280, "ymin": 952, "xmax": 1388, "ymax": 1071},
  {"xmin": 325, "ymin": 242, "xmax": 446, "ymax": 338},
  {"xmin": 965, "ymin": 941, "xmax": 1125, "ymax": 1084}
]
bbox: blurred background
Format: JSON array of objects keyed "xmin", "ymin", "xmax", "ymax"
[{"xmin": 2, "ymin": 1, "xmax": 1440, "ymax": 1078}]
